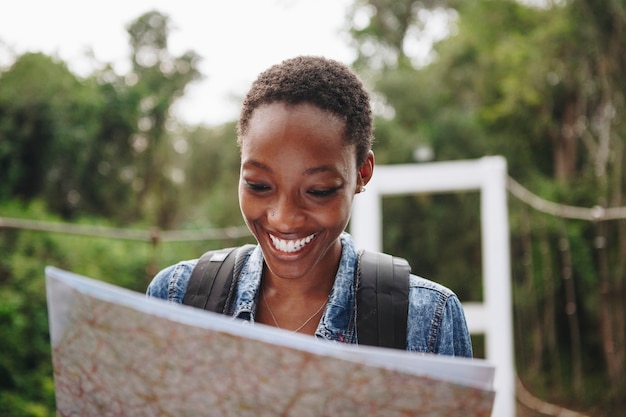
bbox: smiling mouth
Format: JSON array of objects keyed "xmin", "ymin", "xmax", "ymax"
[{"xmin": 269, "ymin": 233, "xmax": 316, "ymax": 253}]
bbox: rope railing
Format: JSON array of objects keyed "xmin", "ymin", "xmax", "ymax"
[
  {"xmin": 0, "ymin": 216, "xmax": 251, "ymax": 242},
  {"xmin": 516, "ymin": 376, "xmax": 590, "ymax": 417},
  {"xmin": 507, "ymin": 176, "xmax": 626, "ymax": 221}
]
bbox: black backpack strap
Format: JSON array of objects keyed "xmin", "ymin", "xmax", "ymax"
[
  {"xmin": 183, "ymin": 244, "xmax": 255, "ymax": 314},
  {"xmin": 356, "ymin": 250, "xmax": 411, "ymax": 349}
]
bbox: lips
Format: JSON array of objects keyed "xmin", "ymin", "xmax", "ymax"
[{"xmin": 269, "ymin": 233, "xmax": 316, "ymax": 253}]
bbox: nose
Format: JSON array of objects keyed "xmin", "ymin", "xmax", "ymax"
[{"xmin": 268, "ymin": 194, "xmax": 306, "ymax": 231}]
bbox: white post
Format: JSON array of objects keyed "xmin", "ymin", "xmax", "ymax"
[
  {"xmin": 480, "ymin": 157, "xmax": 516, "ymax": 417},
  {"xmin": 350, "ymin": 156, "xmax": 515, "ymax": 417}
]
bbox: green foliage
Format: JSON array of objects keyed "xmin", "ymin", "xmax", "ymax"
[
  {"xmin": 382, "ymin": 192, "xmax": 483, "ymax": 303},
  {"xmin": 350, "ymin": 0, "xmax": 626, "ymax": 414},
  {"xmin": 0, "ymin": 10, "xmax": 202, "ymax": 228},
  {"xmin": 176, "ymin": 122, "xmax": 242, "ymax": 227},
  {"xmin": 0, "ymin": 53, "xmax": 103, "ymax": 214},
  {"xmin": 123, "ymin": 10, "xmax": 203, "ymax": 228}
]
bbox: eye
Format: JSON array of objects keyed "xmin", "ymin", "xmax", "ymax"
[
  {"xmin": 308, "ymin": 187, "xmax": 340, "ymax": 198},
  {"xmin": 245, "ymin": 181, "xmax": 271, "ymax": 193}
]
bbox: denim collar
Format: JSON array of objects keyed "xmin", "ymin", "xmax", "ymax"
[{"xmin": 231, "ymin": 232, "xmax": 358, "ymax": 344}]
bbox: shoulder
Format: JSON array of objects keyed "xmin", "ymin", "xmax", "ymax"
[
  {"xmin": 409, "ymin": 274, "xmax": 455, "ymax": 298},
  {"xmin": 407, "ymin": 274, "xmax": 459, "ymax": 319},
  {"xmin": 408, "ymin": 273, "xmax": 465, "ymax": 319},
  {"xmin": 407, "ymin": 274, "xmax": 472, "ymax": 357},
  {"xmin": 146, "ymin": 259, "xmax": 198, "ymax": 303}
]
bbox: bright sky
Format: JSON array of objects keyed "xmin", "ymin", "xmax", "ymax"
[{"xmin": 0, "ymin": 0, "xmax": 354, "ymax": 126}]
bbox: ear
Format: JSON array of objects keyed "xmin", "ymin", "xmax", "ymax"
[{"xmin": 356, "ymin": 151, "xmax": 374, "ymax": 193}]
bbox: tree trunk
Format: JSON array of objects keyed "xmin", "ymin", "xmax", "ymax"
[
  {"xmin": 519, "ymin": 205, "xmax": 544, "ymax": 377},
  {"xmin": 553, "ymin": 101, "xmax": 579, "ymax": 182},
  {"xmin": 539, "ymin": 218, "xmax": 560, "ymax": 386},
  {"xmin": 559, "ymin": 232, "xmax": 583, "ymax": 394}
]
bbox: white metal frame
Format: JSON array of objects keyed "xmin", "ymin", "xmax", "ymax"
[{"xmin": 350, "ymin": 156, "xmax": 515, "ymax": 417}]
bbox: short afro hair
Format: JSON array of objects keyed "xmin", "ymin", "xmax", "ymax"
[{"xmin": 237, "ymin": 56, "xmax": 373, "ymax": 166}]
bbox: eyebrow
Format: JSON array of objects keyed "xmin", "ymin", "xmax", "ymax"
[
  {"xmin": 241, "ymin": 159, "xmax": 271, "ymax": 171},
  {"xmin": 304, "ymin": 165, "xmax": 337, "ymax": 175},
  {"xmin": 241, "ymin": 160, "xmax": 338, "ymax": 176}
]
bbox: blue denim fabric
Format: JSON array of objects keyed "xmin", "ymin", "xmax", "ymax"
[{"xmin": 147, "ymin": 232, "xmax": 473, "ymax": 357}]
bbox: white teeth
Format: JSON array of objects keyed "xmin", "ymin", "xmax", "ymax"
[{"xmin": 269, "ymin": 233, "xmax": 315, "ymax": 253}]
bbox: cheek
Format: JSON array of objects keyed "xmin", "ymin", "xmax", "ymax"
[
  {"xmin": 238, "ymin": 186, "xmax": 257, "ymax": 220},
  {"xmin": 316, "ymin": 195, "xmax": 354, "ymax": 227}
]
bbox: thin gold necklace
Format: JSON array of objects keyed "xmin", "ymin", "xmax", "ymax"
[{"xmin": 261, "ymin": 289, "xmax": 327, "ymax": 333}]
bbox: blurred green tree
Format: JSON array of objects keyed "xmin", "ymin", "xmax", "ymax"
[
  {"xmin": 347, "ymin": 0, "xmax": 626, "ymax": 413},
  {"xmin": 0, "ymin": 53, "xmax": 103, "ymax": 217},
  {"xmin": 0, "ymin": 10, "xmax": 202, "ymax": 228},
  {"xmin": 124, "ymin": 10, "xmax": 202, "ymax": 228}
]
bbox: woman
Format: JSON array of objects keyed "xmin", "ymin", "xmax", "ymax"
[{"xmin": 147, "ymin": 56, "xmax": 472, "ymax": 357}]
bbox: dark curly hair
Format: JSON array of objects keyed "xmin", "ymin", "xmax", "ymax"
[{"xmin": 237, "ymin": 56, "xmax": 373, "ymax": 166}]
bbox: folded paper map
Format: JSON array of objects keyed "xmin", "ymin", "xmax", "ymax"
[{"xmin": 45, "ymin": 266, "xmax": 495, "ymax": 417}]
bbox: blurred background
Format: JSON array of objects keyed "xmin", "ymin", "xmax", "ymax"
[{"xmin": 1, "ymin": 0, "xmax": 624, "ymax": 416}]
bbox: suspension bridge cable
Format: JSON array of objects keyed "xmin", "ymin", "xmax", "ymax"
[
  {"xmin": 507, "ymin": 176, "xmax": 626, "ymax": 221},
  {"xmin": 0, "ymin": 216, "xmax": 251, "ymax": 242}
]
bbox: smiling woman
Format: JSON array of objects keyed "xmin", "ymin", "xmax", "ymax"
[
  {"xmin": 238, "ymin": 102, "xmax": 370, "ymax": 309},
  {"xmin": 147, "ymin": 55, "xmax": 473, "ymax": 357}
]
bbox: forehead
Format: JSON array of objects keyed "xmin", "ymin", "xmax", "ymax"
[
  {"xmin": 240, "ymin": 102, "xmax": 357, "ymax": 173},
  {"xmin": 241, "ymin": 102, "xmax": 349, "ymax": 151}
]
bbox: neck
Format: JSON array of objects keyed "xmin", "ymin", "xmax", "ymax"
[{"xmin": 257, "ymin": 247, "xmax": 341, "ymax": 333}]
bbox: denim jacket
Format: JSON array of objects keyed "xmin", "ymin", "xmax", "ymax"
[{"xmin": 147, "ymin": 233, "xmax": 473, "ymax": 357}]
